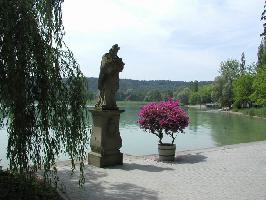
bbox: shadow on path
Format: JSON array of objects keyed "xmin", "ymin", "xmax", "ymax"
[
  {"xmin": 105, "ymin": 182, "xmax": 158, "ymax": 200},
  {"xmin": 112, "ymin": 163, "xmax": 174, "ymax": 172},
  {"xmin": 175, "ymin": 153, "xmax": 207, "ymax": 164},
  {"xmin": 57, "ymin": 166, "xmax": 158, "ymax": 200}
]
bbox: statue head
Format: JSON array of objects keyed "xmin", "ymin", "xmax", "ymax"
[{"xmin": 109, "ymin": 44, "xmax": 120, "ymax": 56}]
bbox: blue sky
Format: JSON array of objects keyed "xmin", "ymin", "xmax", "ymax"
[{"xmin": 62, "ymin": 0, "xmax": 264, "ymax": 81}]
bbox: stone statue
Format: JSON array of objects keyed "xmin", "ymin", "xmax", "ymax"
[{"xmin": 95, "ymin": 44, "xmax": 124, "ymax": 110}]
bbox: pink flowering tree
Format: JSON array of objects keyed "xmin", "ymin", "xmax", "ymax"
[{"xmin": 138, "ymin": 98, "xmax": 189, "ymax": 144}]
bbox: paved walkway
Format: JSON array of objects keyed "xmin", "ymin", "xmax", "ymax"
[{"xmin": 57, "ymin": 141, "xmax": 266, "ymax": 200}]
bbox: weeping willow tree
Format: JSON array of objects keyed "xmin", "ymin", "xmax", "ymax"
[{"xmin": 0, "ymin": 0, "xmax": 89, "ymax": 184}]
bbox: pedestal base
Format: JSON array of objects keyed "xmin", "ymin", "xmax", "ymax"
[
  {"xmin": 88, "ymin": 152, "xmax": 123, "ymax": 168},
  {"xmin": 88, "ymin": 108, "xmax": 124, "ymax": 168}
]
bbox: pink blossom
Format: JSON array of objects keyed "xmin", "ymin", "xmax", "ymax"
[{"xmin": 137, "ymin": 98, "xmax": 189, "ymax": 144}]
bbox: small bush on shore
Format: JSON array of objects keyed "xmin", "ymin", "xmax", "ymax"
[
  {"xmin": 238, "ymin": 107, "xmax": 266, "ymax": 118},
  {"xmin": 0, "ymin": 171, "xmax": 63, "ymax": 200}
]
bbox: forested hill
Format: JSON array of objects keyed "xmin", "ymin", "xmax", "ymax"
[
  {"xmin": 87, "ymin": 77, "xmax": 211, "ymax": 92},
  {"xmin": 86, "ymin": 77, "xmax": 212, "ymax": 101}
]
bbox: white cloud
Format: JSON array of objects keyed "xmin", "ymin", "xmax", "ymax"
[{"xmin": 62, "ymin": 0, "xmax": 264, "ymax": 81}]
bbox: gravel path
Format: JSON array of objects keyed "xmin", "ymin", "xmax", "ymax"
[{"xmin": 57, "ymin": 141, "xmax": 266, "ymax": 200}]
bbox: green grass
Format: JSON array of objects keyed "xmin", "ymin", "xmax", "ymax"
[
  {"xmin": 237, "ymin": 107, "xmax": 266, "ymax": 118},
  {"xmin": 0, "ymin": 171, "xmax": 63, "ymax": 200}
]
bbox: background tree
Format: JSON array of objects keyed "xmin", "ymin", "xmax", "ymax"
[
  {"xmin": 246, "ymin": 62, "xmax": 257, "ymax": 75},
  {"xmin": 251, "ymin": 67, "xmax": 266, "ymax": 106},
  {"xmin": 175, "ymin": 87, "xmax": 191, "ymax": 105},
  {"xmin": 219, "ymin": 59, "xmax": 240, "ymax": 81},
  {"xmin": 233, "ymin": 74, "xmax": 254, "ymax": 108},
  {"xmin": 198, "ymin": 84, "xmax": 213, "ymax": 104},
  {"xmin": 162, "ymin": 90, "xmax": 174, "ymax": 100},
  {"xmin": 189, "ymin": 80, "xmax": 199, "ymax": 93},
  {"xmin": 0, "ymin": 0, "xmax": 89, "ymax": 183},
  {"xmin": 144, "ymin": 90, "xmax": 162, "ymax": 102},
  {"xmin": 250, "ymin": 0, "xmax": 266, "ymax": 106},
  {"xmin": 189, "ymin": 92, "xmax": 200, "ymax": 105},
  {"xmin": 240, "ymin": 52, "xmax": 246, "ymax": 75},
  {"xmin": 221, "ymin": 81, "xmax": 234, "ymax": 107},
  {"xmin": 258, "ymin": 1, "xmax": 266, "ymax": 70},
  {"xmin": 257, "ymin": 41, "xmax": 266, "ymax": 70},
  {"xmin": 213, "ymin": 60, "xmax": 240, "ymax": 107},
  {"xmin": 212, "ymin": 76, "xmax": 225, "ymax": 105}
]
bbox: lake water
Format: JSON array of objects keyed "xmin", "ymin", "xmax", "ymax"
[
  {"xmin": 120, "ymin": 104, "xmax": 266, "ymax": 155},
  {"xmin": 1, "ymin": 103, "xmax": 266, "ymax": 168}
]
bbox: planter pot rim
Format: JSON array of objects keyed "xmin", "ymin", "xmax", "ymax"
[{"xmin": 158, "ymin": 143, "xmax": 176, "ymax": 146}]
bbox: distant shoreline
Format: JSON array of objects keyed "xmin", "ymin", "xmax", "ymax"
[
  {"xmin": 187, "ymin": 104, "xmax": 266, "ymax": 120},
  {"xmin": 186, "ymin": 104, "xmax": 207, "ymax": 109},
  {"xmin": 225, "ymin": 110, "xmax": 266, "ymax": 120}
]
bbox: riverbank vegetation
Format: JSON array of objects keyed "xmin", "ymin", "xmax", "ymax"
[{"xmin": 233, "ymin": 107, "xmax": 266, "ymax": 118}]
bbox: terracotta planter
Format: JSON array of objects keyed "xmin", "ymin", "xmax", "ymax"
[{"xmin": 158, "ymin": 143, "xmax": 176, "ymax": 161}]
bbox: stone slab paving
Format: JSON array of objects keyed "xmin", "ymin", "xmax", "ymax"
[{"xmin": 57, "ymin": 141, "xmax": 266, "ymax": 200}]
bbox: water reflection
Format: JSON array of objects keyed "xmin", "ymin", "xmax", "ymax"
[
  {"xmin": 188, "ymin": 109, "xmax": 199, "ymax": 132},
  {"xmin": 207, "ymin": 112, "xmax": 266, "ymax": 146}
]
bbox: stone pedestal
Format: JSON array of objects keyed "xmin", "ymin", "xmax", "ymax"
[{"xmin": 88, "ymin": 108, "xmax": 124, "ymax": 167}]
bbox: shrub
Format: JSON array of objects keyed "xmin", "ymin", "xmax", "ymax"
[{"xmin": 138, "ymin": 98, "xmax": 189, "ymax": 144}]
